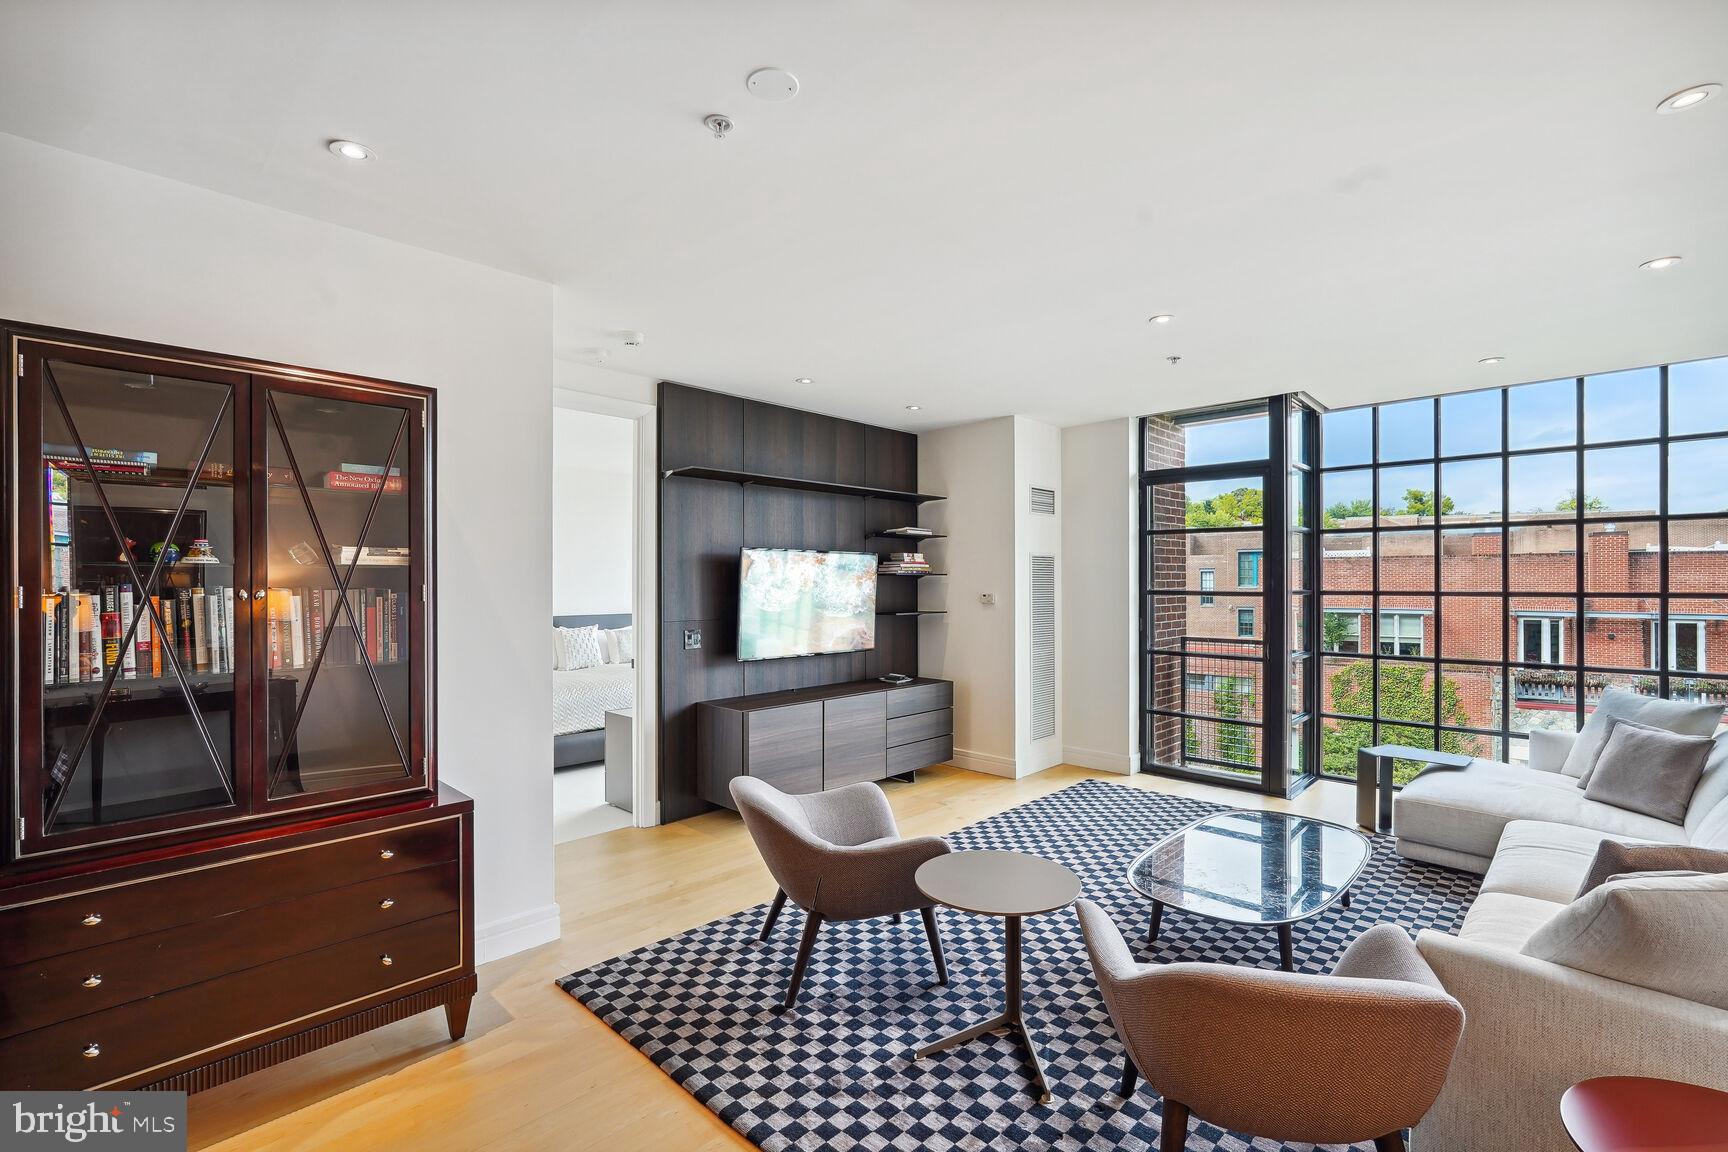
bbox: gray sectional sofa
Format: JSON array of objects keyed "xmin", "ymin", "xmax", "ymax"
[{"xmin": 1390, "ymin": 707, "xmax": 1728, "ymax": 1151}]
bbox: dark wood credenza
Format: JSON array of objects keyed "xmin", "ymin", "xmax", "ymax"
[
  {"xmin": 0, "ymin": 787, "xmax": 475, "ymax": 1092},
  {"xmin": 698, "ymin": 678, "xmax": 954, "ymax": 808}
]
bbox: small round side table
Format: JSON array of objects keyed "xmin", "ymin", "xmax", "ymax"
[
  {"xmin": 1561, "ymin": 1076, "xmax": 1728, "ymax": 1151},
  {"xmin": 912, "ymin": 849, "xmax": 1081, "ymax": 1104}
]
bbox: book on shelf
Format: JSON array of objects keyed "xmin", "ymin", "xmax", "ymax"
[
  {"xmin": 150, "ymin": 595, "xmax": 164, "ymax": 678},
  {"xmin": 42, "ymin": 594, "xmax": 56, "ymax": 686},
  {"xmin": 339, "ymin": 463, "xmax": 402, "ymax": 477},
  {"xmin": 191, "ymin": 589, "xmax": 209, "ymax": 672},
  {"xmin": 78, "ymin": 593, "xmax": 99, "ymax": 683},
  {"xmin": 886, "ymin": 552, "xmax": 927, "ymax": 562},
  {"xmin": 224, "ymin": 588, "xmax": 236, "ymax": 674},
  {"xmin": 884, "ymin": 526, "xmax": 934, "ymax": 536},
  {"xmin": 324, "ymin": 470, "xmax": 405, "ymax": 494},
  {"xmin": 118, "ymin": 585, "xmax": 138, "ymax": 680},
  {"xmin": 100, "ymin": 586, "xmax": 120, "ymax": 675},
  {"xmin": 337, "ymin": 545, "xmax": 411, "ymax": 566},
  {"xmin": 176, "ymin": 589, "xmax": 195, "ymax": 668},
  {"xmin": 289, "ymin": 593, "xmax": 307, "ymax": 669},
  {"xmin": 44, "ymin": 444, "xmax": 158, "ymax": 467}
]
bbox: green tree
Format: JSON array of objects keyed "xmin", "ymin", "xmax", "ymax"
[
  {"xmin": 1380, "ymin": 489, "xmax": 1454, "ymax": 519},
  {"xmin": 1185, "ymin": 486, "xmax": 1263, "ymax": 528},
  {"xmin": 1555, "ymin": 490, "xmax": 1608, "ymax": 512},
  {"xmin": 1323, "ymin": 662, "xmax": 1474, "ymax": 784},
  {"xmin": 1323, "ymin": 498, "xmax": 1374, "ymax": 528}
]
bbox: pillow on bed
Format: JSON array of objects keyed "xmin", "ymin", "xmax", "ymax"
[
  {"xmin": 554, "ymin": 625, "xmax": 604, "ymax": 670},
  {"xmin": 603, "ymin": 626, "xmax": 635, "ymax": 665}
]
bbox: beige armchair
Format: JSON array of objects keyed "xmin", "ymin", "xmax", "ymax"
[
  {"xmin": 1076, "ymin": 898, "xmax": 1463, "ymax": 1152},
  {"xmin": 731, "ymin": 777, "xmax": 952, "ymax": 1010}
]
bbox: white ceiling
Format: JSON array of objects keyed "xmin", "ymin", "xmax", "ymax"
[{"xmin": 2, "ymin": 1, "xmax": 1725, "ymax": 430}]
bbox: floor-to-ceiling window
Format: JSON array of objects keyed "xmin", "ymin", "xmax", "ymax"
[
  {"xmin": 1142, "ymin": 355, "xmax": 1728, "ymax": 794},
  {"xmin": 1315, "ymin": 355, "xmax": 1728, "ymax": 784},
  {"xmin": 1139, "ymin": 398, "xmax": 1320, "ymax": 795}
]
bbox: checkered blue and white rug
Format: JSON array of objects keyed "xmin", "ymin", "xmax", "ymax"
[{"xmin": 557, "ymin": 779, "xmax": 1481, "ymax": 1151}]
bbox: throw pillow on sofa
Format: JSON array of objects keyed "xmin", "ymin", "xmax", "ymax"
[
  {"xmin": 1523, "ymin": 871, "xmax": 1728, "ymax": 1010},
  {"xmin": 1565, "ymin": 687, "xmax": 1721, "ymax": 784},
  {"xmin": 1577, "ymin": 839, "xmax": 1728, "ymax": 898},
  {"xmin": 1582, "ymin": 721, "xmax": 1714, "ymax": 824}
]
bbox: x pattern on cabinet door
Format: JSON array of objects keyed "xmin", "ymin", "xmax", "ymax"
[
  {"xmin": 262, "ymin": 392, "xmax": 412, "ymax": 795},
  {"xmin": 38, "ymin": 361, "xmax": 236, "ymax": 831}
]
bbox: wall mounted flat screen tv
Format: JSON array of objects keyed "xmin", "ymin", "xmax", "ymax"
[{"xmin": 738, "ymin": 548, "xmax": 877, "ymax": 661}]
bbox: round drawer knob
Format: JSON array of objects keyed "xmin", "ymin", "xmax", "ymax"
[
  {"xmin": 379, "ymin": 849, "xmax": 395, "ymax": 860},
  {"xmin": 81, "ymin": 913, "xmax": 103, "ymax": 927},
  {"xmin": 379, "ymin": 898, "xmax": 396, "ymax": 910},
  {"xmin": 380, "ymin": 954, "xmax": 394, "ymax": 967},
  {"xmin": 83, "ymin": 1043, "xmax": 100, "ymax": 1059},
  {"xmin": 83, "ymin": 975, "xmax": 103, "ymax": 989}
]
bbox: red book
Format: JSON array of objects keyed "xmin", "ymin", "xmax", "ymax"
[{"xmin": 324, "ymin": 470, "xmax": 405, "ymax": 494}]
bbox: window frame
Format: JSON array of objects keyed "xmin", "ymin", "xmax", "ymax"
[
  {"xmin": 1236, "ymin": 607, "xmax": 1256, "ymax": 637},
  {"xmin": 1198, "ymin": 567, "xmax": 1216, "ymax": 605},
  {"xmin": 1237, "ymin": 549, "xmax": 1263, "ymax": 588}
]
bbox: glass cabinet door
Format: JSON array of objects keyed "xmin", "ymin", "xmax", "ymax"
[
  {"xmin": 256, "ymin": 380, "xmax": 424, "ymax": 807},
  {"xmin": 22, "ymin": 348, "xmax": 250, "ymax": 849}
]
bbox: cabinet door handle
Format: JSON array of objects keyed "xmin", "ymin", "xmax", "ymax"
[
  {"xmin": 82, "ymin": 975, "xmax": 103, "ymax": 989},
  {"xmin": 81, "ymin": 913, "xmax": 102, "ymax": 927},
  {"xmin": 236, "ymin": 588, "xmax": 250, "ymax": 601},
  {"xmin": 83, "ymin": 1043, "xmax": 101, "ymax": 1059},
  {"xmin": 380, "ymin": 954, "xmax": 394, "ymax": 967},
  {"xmin": 379, "ymin": 898, "xmax": 396, "ymax": 910},
  {"xmin": 254, "ymin": 588, "xmax": 267, "ymax": 600},
  {"xmin": 379, "ymin": 849, "xmax": 395, "ymax": 860}
]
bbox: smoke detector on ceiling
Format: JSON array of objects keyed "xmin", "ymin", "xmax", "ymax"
[{"xmin": 746, "ymin": 68, "xmax": 799, "ymax": 101}]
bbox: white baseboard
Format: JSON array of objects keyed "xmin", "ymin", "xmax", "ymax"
[
  {"xmin": 476, "ymin": 902, "xmax": 562, "ymax": 966},
  {"xmin": 1063, "ymin": 745, "xmax": 1139, "ymax": 775},
  {"xmin": 949, "ymin": 747, "xmax": 1018, "ymax": 778}
]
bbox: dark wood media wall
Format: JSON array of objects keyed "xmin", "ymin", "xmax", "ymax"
[{"xmin": 657, "ymin": 382, "xmax": 928, "ymax": 821}]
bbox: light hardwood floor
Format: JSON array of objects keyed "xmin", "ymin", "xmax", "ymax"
[{"xmin": 192, "ymin": 764, "xmax": 1359, "ymax": 1151}]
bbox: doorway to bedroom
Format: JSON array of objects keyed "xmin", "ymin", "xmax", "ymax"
[{"xmin": 552, "ymin": 406, "xmax": 637, "ymax": 842}]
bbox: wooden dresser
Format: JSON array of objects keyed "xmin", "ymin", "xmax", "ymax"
[
  {"xmin": 2, "ymin": 321, "xmax": 473, "ymax": 1094},
  {"xmin": 698, "ymin": 678, "xmax": 954, "ymax": 808},
  {"xmin": 0, "ymin": 788, "xmax": 474, "ymax": 1091}
]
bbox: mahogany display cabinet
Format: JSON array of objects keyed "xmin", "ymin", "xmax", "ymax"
[{"xmin": 1, "ymin": 321, "xmax": 473, "ymax": 1093}]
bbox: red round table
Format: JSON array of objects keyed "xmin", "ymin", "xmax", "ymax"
[{"xmin": 1561, "ymin": 1077, "xmax": 1728, "ymax": 1151}]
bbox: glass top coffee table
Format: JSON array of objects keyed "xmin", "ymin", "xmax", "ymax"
[{"xmin": 1127, "ymin": 810, "xmax": 1371, "ymax": 971}]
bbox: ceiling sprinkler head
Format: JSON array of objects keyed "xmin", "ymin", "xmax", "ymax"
[
  {"xmin": 1166, "ymin": 355, "xmax": 1182, "ymax": 365},
  {"xmin": 703, "ymin": 114, "xmax": 734, "ymax": 140}
]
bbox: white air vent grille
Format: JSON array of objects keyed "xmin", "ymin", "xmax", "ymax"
[
  {"xmin": 1029, "ymin": 486, "xmax": 1056, "ymax": 515},
  {"xmin": 1030, "ymin": 554, "xmax": 1056, "ymax": 741}
]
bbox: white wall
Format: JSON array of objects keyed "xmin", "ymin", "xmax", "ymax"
[
  {"xmin": 1013, "ymin": 416, "xmax": 1064, "ymax": 774},
  {"xmin": 1061, "ymin": 419, "xmax": 1140, "ymax": 774},
  {"xmin": 0, "ymin": 132, "xmax": 560, "ymax": 963},
  {"xmin": 917, "ymin": 418, "xmax": 1017, "ymax": 775},
  {"xmin": 552, "ymin": 408, "xmax": 634, "ymax": 616}
]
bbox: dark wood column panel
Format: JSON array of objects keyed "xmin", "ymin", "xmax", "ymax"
[{"xmin": 657, "ymin": 382, "xmax": 929, "ymax": 821}]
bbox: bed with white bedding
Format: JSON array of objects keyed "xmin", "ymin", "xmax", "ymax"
[
  {"xmin": 554, "ymin": 664, "xmax": 635, "ymax": 737},
  {"xmin": 552, "ymin": 613, "xmax": 634, "ymax": 770}
]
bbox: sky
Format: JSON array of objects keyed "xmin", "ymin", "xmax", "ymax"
[{"xmin": 1314, "ymin": 359, "xmax": 1728, "ymax": 519}]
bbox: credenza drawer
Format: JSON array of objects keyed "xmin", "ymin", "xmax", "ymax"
[
  {"xmin": 0, "ymin": 816, "xmax": 461, "ymax": 968},
  {"xmin": 887, "ymin": 707, "xmax": 952, "ymax": 748},
  {"xmin": 885, "ymin": 681, "xmax": 953, "ymax": 719},
  {"xmin": 887, "ymin": 735, "xmax": 954, "ymax": 775},
  {"xmin": 0, "ymin": 911, "xmax": 461, "ymax": 1091},
  {"xmin": 0, "ymin": 861, "xmax": 460, "ymax": 1041}
]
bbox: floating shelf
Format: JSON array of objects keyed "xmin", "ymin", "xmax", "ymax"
[
  {"xmin": 877, "ymin": 610, "xmax": 947, "ymax": 617},
  {"xmin": 663, "ymin": 465, "xmax": 944, "ymax": 504},
  {"xmin": 878, "ymin": 571, "xmax": 947, "ymax": 578},
  {"xmin": 868, "ymin": 529, "xmax": 947, "ymax": 540}
]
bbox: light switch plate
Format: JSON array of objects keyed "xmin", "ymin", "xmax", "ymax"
[{"xmin": 684, "ymin": 628, "xmax": 702, "ymax": 650}]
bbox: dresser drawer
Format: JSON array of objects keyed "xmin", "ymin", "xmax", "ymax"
[
  {"xmin": 0, "ymin": 862, "xmax": 460, "ymax": 1041},
  {"xmin": 887, "ymin": 707, "xmax": 952, "ymax": 748},
  {"xmin": 887, "ymin": 735, "xmax": 954, "ymax": 775},
  {"xmin": 885, "ymin": 681, "xmax": 952, "ymax": 719},
  {"xmin": 0, "ymin": 816, "xmax": 461, "ymax": 968},
  {"xmin": 0, "ymin": 911, "xmax": 461, "ymax": 1091}
]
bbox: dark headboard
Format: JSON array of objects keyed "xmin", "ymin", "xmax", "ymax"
[{"xmin": 554, "ymin": 613, "xmax": 633, "ymax": 630}]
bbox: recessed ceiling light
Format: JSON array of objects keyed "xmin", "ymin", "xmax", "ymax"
[
  {"xmin": 1656, "ymin": 83, "xmax": 1720, "ymax": 114},
  {"xmin": 1147, "ymin": 314, "xmax": 1174, "ymax": 325},
  {"xmin": 1640, "ymin": 255, "xmax": 1683, "ymax": 270},
  {"xmin": 1477, "ymin": 356, "xmax": 1505, "ymax": 365},
  {"xmin": 794, "ymin": 377, "xmax": 813, "ymax": 385},
  {"xmin": 905, "ymin": 405, "xmax": 921, "ymax": 412},
  {"xmin": 327, "ymin": 139, "xmax": 374, "ymax": 161}
]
